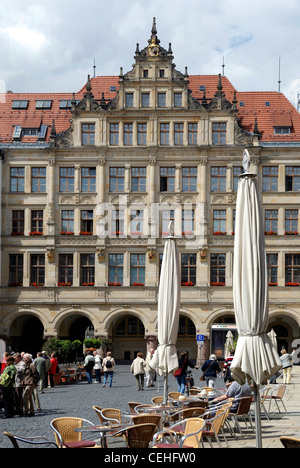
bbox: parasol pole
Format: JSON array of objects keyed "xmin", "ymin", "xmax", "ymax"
[{"xmin": 253, "ymin": 382, "xmax": 262, "ymax": 448}]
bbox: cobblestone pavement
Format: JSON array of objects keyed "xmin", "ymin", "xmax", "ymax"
[{"xmin": 1, "ymin": 365, "xmax": 299, "ymax": 448}]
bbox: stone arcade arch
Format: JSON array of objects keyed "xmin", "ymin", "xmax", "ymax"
[{"xmin": 8, "ymin": 313, "xmax": 44, "ymax": 355}]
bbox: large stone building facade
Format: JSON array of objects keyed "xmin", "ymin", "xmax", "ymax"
[{"xmin": 0, "ymin": 20, "xmax": 300, "ymax": 360}]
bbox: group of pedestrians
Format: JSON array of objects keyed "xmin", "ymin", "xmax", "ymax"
[
  {"xmin": 83, "ymin": 350, "xmax": 116, "ymax": 387},
  {"xmin": 130, "ymin": 349, "xmax": 156, "ymax": 391},
  {"xmin": 0, "ymin": 350, "xmax": 58, "ymax": 419}
]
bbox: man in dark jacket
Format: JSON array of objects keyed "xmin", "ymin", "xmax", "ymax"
[{"xmin": 201, "ymin": 354, "xmax": 221, "ymax": 388}]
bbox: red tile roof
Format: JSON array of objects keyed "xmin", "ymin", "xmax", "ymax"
[{"xmin": 0, "ymin": 75, "xmax": 299, "ymax": 144}]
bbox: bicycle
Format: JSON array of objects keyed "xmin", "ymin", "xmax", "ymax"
[{"xmin": 185, "ymin": 370, "xmax": 195, "ymax": 395}]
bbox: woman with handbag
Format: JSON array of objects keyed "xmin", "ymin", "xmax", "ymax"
[
  {"xmin": 200, "ymin": 354, "xmax": 221, "ymax": 388},
  {"xmin": 174, "ymin": 351, "xmax": 198, "ymax": 394}
]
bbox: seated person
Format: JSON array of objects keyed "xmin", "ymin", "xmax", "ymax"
[{"xmin": 210, "ymin": 380, "xmax": 252, "ymax": 413}]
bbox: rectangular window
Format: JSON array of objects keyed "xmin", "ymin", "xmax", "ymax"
[
  {"xmin": 123, "ymin": 123, "xmax": 133, "ymax": 145},
  {"xmin": 188, "ymin": 123, "xmax": 197, "ymax": 145},
  {"xmin": 285, "ymin": 209, "xmax": 298, "ymax": 233},
  {"xmin": 59, "ymin": 167, "xmax": 75, "ymax": 192},
  {"xmin": 182, "ymin": 210, "xmax": 195, "ymax": 235},
  {"xmin": 80, "ymin": 254, "xmax": 95, "ymax": 285},
  {"xmin": 9, "ymin": 254, "xmax": 23, "ymax": 286},
  {"xmin": 267, "ymin": 254, "xmax": 278, "ymax": 285},
  {"xmin": 158, "ymin": 93, "xmax": 166, "ymax": 107},
  {"xmin": 131, "ymin": 167, "xmax": 146, "ymax": 192},
  {"xmin": 31, "ymin": 210, "xmax": 43, "ymax": 233},
  {"xmin": 182, "ymin": 167, "xmax": 197, "ymax": 192},
  {"xmin": 174, "ymin": 93, "xmax": 182, "ymax": 107},
  {"xmin": 174, "ymin": 123, "xmax": 184, "ymax": 145},
  {"xmin": 213, "ymin": 210, "xmax": 226, "ymax": 233},
  {"xmin": 81, "ymin": 167, "xmax": 96, "ymax": 192},
  {"xmin": 160, "ymin": 167, "xmax": 175, "ymax": 192},
  {"xmin": 36, "ymin": 100, "xmax": 52, "ymax": 109},
  {"xmin": 210, "ymin": 253, "xmax": 226, "ymax": 285},
  {"xmin": 61, "ymin": 210, "xmax": 74, "ymax": 233},
  {"xmin": 12, "ymin": 100, "xmax": 28, "ymax": 109},
  {"xmin": 12, "ymin": 210, "xmax": 24, "ymax": 235},
  {"xmin": 10, "ymin": 167, "xmax": 25, "ymax": 192},
  {"xmin": 81, "ymin": 123, "xmax": 95, "ymax": 145},
  {"xmin": 233, "ymin": 166, "xmax": 243, "ymax": 192},
  {"xmin": 112, "ymin": 210, "xmax": 124, "ymax": 235},
  {"xmin": 137, "ymin": 123, "xmax": 147, "ymax": 145},
  {"xmin": 211, "ymin": 167, "xmax": 226, "ymax": 192},
  {"xmin": 31, "ymin": 167, "xmax": 46, "ymax": 192},
  {"xmin": 212, "ymin": 122, "xmax": 227, "ymax": 145},
  {"xmin": 130, "ymin": 254, "xmax": 145, "ymax": 285},
  {"xmin": 160, "ymin": 123, "xmax": 169, "ymax": 145},
  {"xmin": 13, "ymin": 126, "xmax": 22, "ymax": 139},
  {"xmin": 286, "ymin": 166, "xmax": 300, "ymax": 192},
  {"xmin": 181, "ymin": 253, "xmax": 196, "ymax": 285},
  {"xmin": 81, "ymin": 210, "xmax": 93, "ymax": 234},
  {"xmin": 285, "ymin": 254, "xmax": 300, "ymax": 285},
  {"xmin": 263, "ymin": 166, "xmax": 278, "ymax": 192},
  {"xmin": 109, "ymin": 123, "xmax": 119, "ymax": 145},
  {"xmin": 159, "ymin": 69, "xmax": 165, "ymax": 78},
  {"xmin": 274, "ymin": 126, "xmax": 291, "ymax": 134},
  {"xmin": 30, "ymin": 254, "xmax": 45, "ymax": 285},
  {"xmin": 109, "ymin": 167, "xmax": 125, "ymax": 192},
  {"xmin": 131, "ymin": 209, "xmax": 144, "ymax": 235},
  {"xmin": 141, "ymin": 93, "xmax": 150, "ymax": 107},
  {"xmin": 109, "ymin": 254, "xmax": 124, "ymax": 285},
  {"xmin": 265, "ymin": 209, "xmax": 278, "ymax": 234},
  {"xmin": 162, "ymin": 210, "xmax": 175, "ymax": 236},
  {"xmin": 125, "ymin": 93, "xmax": 134, "ymax": 107},
  {"xmin": 59, "ymin": 254, "xmax": 73, "ymax": 285}
]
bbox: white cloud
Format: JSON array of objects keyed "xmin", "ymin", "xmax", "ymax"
[{"xmin": 3, "ymin": 25, "xmax": 48, "ymax": 52}]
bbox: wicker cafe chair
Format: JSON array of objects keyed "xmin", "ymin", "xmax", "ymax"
[
  {"xmin": 168, "ymin": 391, "xmax": 183, "ymax": 401},
  {"xmin": 128, "ymin": 402, "xmax": 143, "ymax": 414},
  {"xmin": 152, "ymin": 417, "xmax": 205, "ymax": 449},
  {"xmin": 151, "ymin": 396, "xmax": 164, "ymax": 405},
  {"xmin": 50, "ymin": 417, "xmax": 101, "ymax": 448},
  {"xmin": 228, "ymin": 396, "xmax": 254, "ymax": 436},
  {"xmin": 265, "ymin": 385, "xmax": 288, "ymax": 414},
  {"xmin": 4, "ymin": 431, "xmax": 59, "ymax": 448},
  {"xmin": 105, "ymin": 423, "xmax": 157, "ymax": 449},
  {"xmin": 280, "ymin": 436, "xmax": 300, "ymax": 448},
  {"xmin": 131, "ymin": 414, "xmax": 162, "ymax": 430},
  {"xmin": 92, "ymin": 407, "xmax": 131, "ymax": 425},
  {"xmin": 201, "ymin": 409, "xmax": 228, "ymax": 448},
  {"xmin": 170, "ymin": 406, "xmax": 206, "ymax": 427}
]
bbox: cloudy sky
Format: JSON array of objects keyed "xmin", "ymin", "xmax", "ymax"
[{"xmin": 1, "ymin": 0, "xmax": 300, "ymax": 107}]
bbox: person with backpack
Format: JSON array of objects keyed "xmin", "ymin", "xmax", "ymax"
[
  {"xmin": 22, "ymin": 353, "xmax": 39, "ymax": 416},
  {"xmin": 0, "ymin": 356, "xmax": 16, "ymax": 419},
  {"xmin": 102, "ymin": 352, "xmax": 115, "ymax": 387}
]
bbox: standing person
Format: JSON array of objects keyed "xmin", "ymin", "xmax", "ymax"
[
  {"xmin": 22, "ymin": 354, "xmax": 39, "ymax": 416},
  {"xmin": 201, "ymin": 354, "xmax": 221, "ymax": 388},
  {"xmin": 93, "ymin": 351, "xmax": 103, "ymax": 384},
  {"xmin": 13, "ymin": 352, "xmax": 26, "ymax": 416},
  {"xmin": 49, "ymin": 352, "xmax": 58, "ymax": 388},
  {"xmin": 131, "ymin": 352, "xmax": 146, "ymax": 391},
  {"xmin": 84, "ymin": 351, "xmax": 95, "ymax": 384},
  {"xmin": 0, "ymin": 356, "xmax": 16, "ymax": 419},
  {"xmin": 1, "ymin": 352, "xmax": 9, "ymax": 374},
  {"xmin": 174, "ymin": 351, "xmax": 197, "ymax": 394},
  {"xmin": 34, "ymin": 352, "xmax": 47, "ymax": 393},
  {"xmin": 145, "ymin": 348, "xmax": 155, "ymax": 388},
  {"xmin": 41, "ymin": 351, "xmax": 51, "ymax": 389},
  {"xmin": 102, "ymin": 352, "xmax": 116, "ymax": 388},
  {"xmin": 223, "ymin": 350, "xmax": 235, "ymax": 384},
  {"xmin": 280, "ymin": 349, "xmax": 295, "ymax": 385}
]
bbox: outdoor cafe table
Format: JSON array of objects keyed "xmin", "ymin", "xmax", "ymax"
[
  {"xmin": 74, "ymin": 424, "xmax": 129, "ymax": 448},
  {"xmin": 134, "ymin": 404, "xmax": 180, "ymax": 429}
]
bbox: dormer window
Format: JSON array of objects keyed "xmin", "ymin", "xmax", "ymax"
[
  {"xmin": 274, "ymin": 126, "xmax": 291, "ymax": 134},
  {"xmin": 12, "ymin": 100, "xmax": 29, "ymax": 109},
  {"xmin": 36, "ymin": 100, "xmax": 52, "ymax": 109}
]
